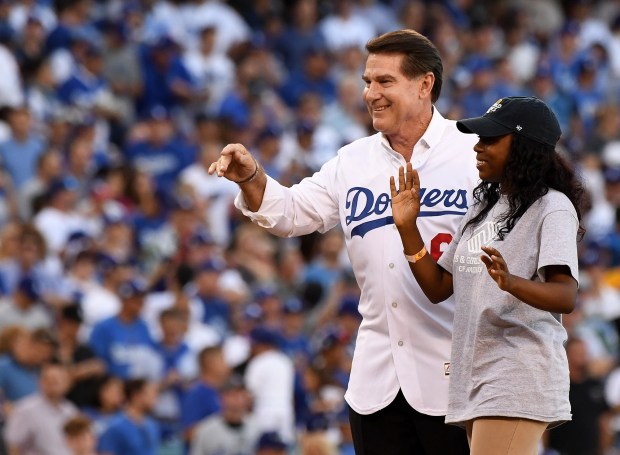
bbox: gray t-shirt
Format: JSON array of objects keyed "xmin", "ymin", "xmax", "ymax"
[{"xmin": 438, "ymin": 189, "xmax": 578, "ymax": 427}]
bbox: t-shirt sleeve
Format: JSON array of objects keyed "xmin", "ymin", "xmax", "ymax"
[{"xmin": 537, "ymin": 209, "xmax": 579, "ymax": 284}]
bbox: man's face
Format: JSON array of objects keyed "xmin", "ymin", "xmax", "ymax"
[
  {"xmin": 362, "ymin": 53, "xmax": 428, "ymax": 139},
  {"xmin": 40, "ymin": 365, "xmax": 70, "ymax": 401}
]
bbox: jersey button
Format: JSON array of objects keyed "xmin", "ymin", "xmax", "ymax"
[
  {"xmin": 389, "ymin": 263, "xmax": 394, "ymax": 269},
  {"xmin": 392, "ymin": 302, "xmax": 397, "ymax": 308},
  {"xmin": 398, "ymin": 340, "xmax": 404, "ymax": 347}
]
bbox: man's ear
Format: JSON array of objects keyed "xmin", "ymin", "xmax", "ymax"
[{"xmin": 419, "ymin": 72, "xmax": 435, "ymax": 100}]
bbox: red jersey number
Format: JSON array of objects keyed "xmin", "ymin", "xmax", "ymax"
[{"xmin": 430, "ymin": 233, "xmax": 453, "ymax": 261}]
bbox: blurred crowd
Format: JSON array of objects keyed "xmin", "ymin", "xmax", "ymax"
[{"xmin": 0, "ymin": 0, "xmax": 619, "ymax": 454}]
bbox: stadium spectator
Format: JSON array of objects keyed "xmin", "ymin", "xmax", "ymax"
[
  {"xmin": 63, "ymin": 414, "xmax": 98, "ymax": 455},
  {"xmin": 0, "ymin": 106, "xmax": 45, "ymax": 189},
  {"xmin": 245, "ymin": 326, "xmax": 295, "ymax": 442},
  {"xmin": 189, "ymin": 375, "xmax": 259, "ymax": 455},
  {"xmin": 81, "ymin": 374, "xmax": 124, "ymax": 438},
  {"xmin": 97, "ymin": 378, "xmax": 160, "ymax": 455},
  {"xmin": 88, "ymin": 279, "xmax": 161, "ymax": 380},
  {"xmin": 56, "ymin": 303, "xmax": 106, "ymax": 408},
  {"xmin": 5, "ymin": 362, "xmax": 78, "ymax": 455},
  {"xmin": 0, "ymin": 274, "xmax": 53, "ymax": 332},
  {"xmin": 180, "ymin": 345, "xmax": 230, "ymax": 444}
]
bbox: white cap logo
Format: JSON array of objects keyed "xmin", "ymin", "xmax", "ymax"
[{"xmin": 486, "ymin": 99, "xmax": 503, "ymax": 114}]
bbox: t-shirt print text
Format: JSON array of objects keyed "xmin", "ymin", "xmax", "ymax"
[{"xmin": 454, "ymin": 221, "xmax": 498, "ymax": 274}]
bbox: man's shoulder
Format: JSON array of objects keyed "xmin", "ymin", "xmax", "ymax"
[
  {"xmin": 336, "ymin": 133, "xmax": 380, "ymax": 159},
  {"xmin": 12, "ymin": 393, "xmax": 44, "ymax": 412}
]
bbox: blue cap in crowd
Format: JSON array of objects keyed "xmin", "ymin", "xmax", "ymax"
[
  {"xmin": 196, "ymin": 258, "xmax": 225, "ymax": 274},
  {"xmin": 250, "ymin": 326, "xmax": 282, "ymax": 347},
  {"xmin": 305, "ymin": 412, "xmax": 329, "ymax": 433},
  {"xmin": 117, "ymin": 279, "xmax": 147, "ymax": 300},
  {"xmin": 318, "ymin": 328, "xmax": 344, "ymax": 351},
  {"xmin": 243, "ymin": 303, "xmax": 263, "ymax": 321},
  {"xmin": 254, "ymin": 285, "xmax": 278, "ymax": 302},
  {"xmin": 189, "ymin": 228, "xmax": 216, "ymax": 247},
  {"xmin": 48, "ymin": 176, "xmax": 79, "ymax": 198},
  {"xmin": 256, "ymin": 432, "xmax": 287, "ymax": 451},
  {"xmin": 338, "ymin": 296, "xmax": 361, "ymax": 319},
  {"xmin": 282, "ymin": 297, "xmax": 304, "ymax": 314}
]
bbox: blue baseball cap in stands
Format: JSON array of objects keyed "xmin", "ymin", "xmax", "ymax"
[
  {"xmin": 117, "ymin": 279, "xmax": 147, "ymax": 299},
  {"xmin": 318, "ymin": 328, "xmax": 345, "ymax": 351},
  {"xmin": 152, "ymin": 35, "xmax": 178, "ymax": 52},
  {"xmin": 282, "ymin": 297, "xmax": 304, "ymax": 314},
  {"xmin": 257, "ymin": 125, "xmax": 282, "ymax": 142},
  {"xmin": 256, "ymin": 432, "xmax": 287, "ymax": 451},
  {"xmin": 197, "ymin": 258, "xmax": 225, "ymax": 274},
  {"xmin": 243, "ymin": 303, "xmax": 263, "ymax": 321},
  {"xmin": 189, "ymin": 228, "xmax": 216, "ymax": 246},
  {"xmin": 338, "ymin": 295, "xmax": 361, "ymax": 318},
  {"xmin": 457, "ymin": 96, "xmax": 561, "ymax": 147},
  {"xmin": 48, "ymin": 176, "xmax": 79, "ymax": 197},
  {"xmin": 250, "ymin": 326, "xmax": 282, "ymax": 346},
  {"xmin": 143, "ymin": 104, "xmax": 170, "ymax": 121},
  {"xmin": 254, "ymin": 285, "xmax": 278, "ymax": 302},
  {"xmin": 305, "ymin": 413, "xmax": 329, "ymax": 432},
  {"xmin": 604, "ymin": 167, "xmax": 620, "ymax": 184},
  {"xmin": 466, "ymin": 55, "xmax": 493, "ymax": 74},
  {"xmin": 17, "ymin": 275, "xmax": 41, "ymax": 301}
]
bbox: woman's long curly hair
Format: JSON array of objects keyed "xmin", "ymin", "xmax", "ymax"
[{"xmin": 463, "ymin": 134, "xmax": 586, "ymax": 240}]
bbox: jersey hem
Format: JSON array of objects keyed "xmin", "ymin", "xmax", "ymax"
[{"xmin": 345, "ymin": 391, "xmax": 447, "ymax": 417}]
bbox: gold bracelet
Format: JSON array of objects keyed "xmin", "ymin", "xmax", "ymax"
[
  {"xmin": 234, "ymin": 157, "xmax": 260, "ymax": 185},
  {"xmin": 404, "ymin": 246, "xmax": 427, "ymax": 263}
]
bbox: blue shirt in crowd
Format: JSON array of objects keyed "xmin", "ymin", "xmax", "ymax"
[
  {"xmin": 98, "ymin": 412, "xmax": 160, "ymax": 455},
  {"xmin": 0, "ymin": 136, "xmax": 45, "ymax": 189},
  {"xmin": 89, "ymin": 316, "xmax": 159, "ymax": 379},
  {"xmin": 125, "ymin": 138, "xmax": 195, "ymax": 192},
  {"xmin": 0, "ymin": 355, "xmax": 38, "ymax": 402},
  {"xmin": 136, "ymin": 47, "xmax": 194, "ymax": 116},
  {"xmin": 180, "ymin": 381, "xmax": 221, "ymax": 431}
]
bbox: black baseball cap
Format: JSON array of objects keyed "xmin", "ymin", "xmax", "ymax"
[{"xmin": 456, "ymin": 96, "xmax": 561, "ymax": 147}]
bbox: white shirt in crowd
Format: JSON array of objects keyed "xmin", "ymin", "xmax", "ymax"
[
  {"xmin": 244, "ymin": 349, "xmax": 295, "ymax": 442},
  {"xmin": 34, "ymin": 207, "xmax": 97, "ymax": 254},
  {"xmin": 236, "ymin": 109, "xmax": 479, "ymax": 416},
  {"xmin": 5, "ymin": 394, "xmax": 77, "ymax": 455},
  {"xmin": 181, "ymin": 163, "xmax": 239, "ymax": 246},
  {"xmin": 0, "ymin": 44, "xmax": 24, "ymax": 109},
  {"xmin": 183, "ymin": 50, "xmax": 235, "ymax": 115}
]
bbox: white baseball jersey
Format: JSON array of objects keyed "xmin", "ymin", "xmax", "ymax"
[{"xmin": 235, "ymin": 109, "xmax": 479, "ymax": 415}]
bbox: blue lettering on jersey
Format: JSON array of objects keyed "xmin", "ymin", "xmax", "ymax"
[{"xmin": 346, "ymin": 186, "xmax": 468, "ymax": 238}]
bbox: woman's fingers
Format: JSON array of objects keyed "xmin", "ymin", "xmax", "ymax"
[
  {"xmin": 405, "ymin": 162, "xmax": 413, "ymax": 191},
  {"xmin": 389, "ymin": 176, "xmax": 397, "ymax": 198}
]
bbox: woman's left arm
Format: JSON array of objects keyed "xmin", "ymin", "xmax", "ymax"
[{"xmin": 480, "ymin": 246, "xmax": 577, "ymax": 314}]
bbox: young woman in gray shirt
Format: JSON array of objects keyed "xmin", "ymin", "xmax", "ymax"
[{"xmin": 390, "ymin": 96, "xmax": 584, "ymax": 455}]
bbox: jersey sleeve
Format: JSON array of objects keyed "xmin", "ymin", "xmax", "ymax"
[
  {"xmin": 234, "ymin": 156, "xmax": 341, "ymax": 237},
  {"xmin": 537, "ymin": 209, "xmax": 579, "ymax": 284},
  {"xmin": 437, "ymin": 209, "xmax": 473, "ymax": 274}
]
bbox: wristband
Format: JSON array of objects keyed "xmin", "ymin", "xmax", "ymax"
[
  {"xmin": 234, "ymin": 158, "xmax": 260, "ymax": 185},
  {"xmin": 404, "ymin": 246, "xmax": 427, "ymax": 263}
]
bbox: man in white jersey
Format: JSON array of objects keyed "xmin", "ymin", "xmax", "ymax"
[{"xmin": 209, "ymin": 30, "xmax": 478, "ymax": 454}]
